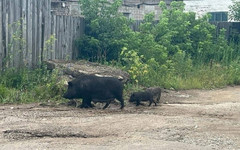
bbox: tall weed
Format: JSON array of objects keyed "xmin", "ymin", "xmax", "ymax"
[{"xmin": 0, "ymin": 66, "xmax": 66, "ymax": 104}]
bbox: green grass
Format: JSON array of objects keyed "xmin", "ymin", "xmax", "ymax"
[
  {"xmin": 0, "ymin": 66, "xmax": 67, "ymax": 104},
  {"xmin": 1, "ymin": 60, "xmax": 240, "ymax": 104},
  {"xmin": 136, "ymin": 62, "xmax": 240, "ymax": 90}
]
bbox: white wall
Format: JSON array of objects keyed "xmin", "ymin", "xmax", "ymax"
[{"xmin": 184, "ymin": 0, "xmax": 234, "ymax": 19}]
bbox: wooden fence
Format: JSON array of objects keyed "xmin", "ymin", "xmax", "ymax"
[
  {"xmin": 0, "ymin": 0, "xmax": 84, "ymax": 69},
  {"xmin": 211, "ymin": 22, "xmax": 240, "ymax": 40}
]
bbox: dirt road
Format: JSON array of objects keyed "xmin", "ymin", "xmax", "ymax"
[{"xmin": 0, "ymin": 86, "xmax": 240, "ymax": 150}]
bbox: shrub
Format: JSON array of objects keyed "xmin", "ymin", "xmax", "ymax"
[{"xmin": 0, "ymin": 66, "xmax": 67, "ymax": 104}]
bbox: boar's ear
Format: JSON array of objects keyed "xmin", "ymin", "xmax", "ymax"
[{"xmin": 68, "ymin": 82, "xmax": 73, "ymax": 86}]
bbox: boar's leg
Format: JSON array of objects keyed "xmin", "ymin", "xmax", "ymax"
[
  {"xmin": 103, "ymin": 101, "xmax": 111, "ymax": 109},
  {"xmin": 115, "ymin": 96, "xmax": 124, "ymax": 109},
  {"xmin": 86, "ymin": 100, "xmax": 95, "ymax": 108},
  {"xmin": 148, "ymin": 100, "xmax": 153, "ymax": 106},
  {"xmin": 119, "ymin": 98, "xmax": 124, "ymax": 109},
  {"xmin": 157, "ymin": 91, "xmax": 161, "ymax": 103},
  {"xmin": 79, "ymin": 103, "xmax": 88, "ymax": 108},
  {"xmin": 80, "ymin": 98, "xmax": 91, "ymax": 108},
  {"xmin": 102, "ymin": 98, "xmax": 114, "ymax": 109},
  {"xmin": 157, "ymin": 95, "xmax": 160, "ymax": 103},
  {"xmin": 154, "ymin": 101, "xmax": 157, "ymax": 106},
  {"xmin": 136, "ymin": 100, "xmax": 140, "ymax": 106},
  {"xmin": 67, "ymin": 100, "xmax": 77, "ymax": 106}
]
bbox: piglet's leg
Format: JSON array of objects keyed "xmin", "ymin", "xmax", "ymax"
[{"xmin": 148, "ymin": 101, "xmax": 153, "ymax": 106}]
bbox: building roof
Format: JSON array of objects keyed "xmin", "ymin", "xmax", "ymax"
[{"xmin": 122, "ymin": 0, "xmax": 177, "ymax": 6}]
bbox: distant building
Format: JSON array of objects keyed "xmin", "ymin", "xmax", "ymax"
[
  {"xmin": 50, "ymin": 0, "xmax": 182, "ymax": 20},
  {"xmin": 183, "ymin": 0, "xmax": 237, "ymax": 22},
  {"xmin": 51, "ymin": 0, "xmax": 81, "ymax": 16},
  {"xmin": 119, "ymin": 0, "xmax": 183, "ymax": 20}
]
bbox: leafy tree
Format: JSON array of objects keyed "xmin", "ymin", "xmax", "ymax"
[
  {"xmin": 77, "ymin": 0, "xmax": 133, "ymax": 62},
  {"xmin": 152, "ymin": 1, "xmax": 231, "ymax": 65},
  {"xmin": 76, "ymin": 0, "xmax": 240, "ymax": 89},
  {"xmin": 155, "ymin": 2, "xmax": 193, "ymax": 55},
  {"xmin": 229, "ymin": 0, "xmax": 240, "ymax": 21},
  {"xmin": 189, "ymin": 15, "xmax": 216, "ymax": 64},
  {"xmin": 136, "ymin": 13, "xmax": 167, "ymax": 64}
]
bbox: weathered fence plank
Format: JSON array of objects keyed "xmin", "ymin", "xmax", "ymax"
[
  {"xmin": 36, "ymin": 0, "xmax": 42, "ymax": 65},
  {"xmin": 51, "ymin": 15, "xmax": 56, "ymax": 60},
  {"xmin": 14, "ymin": 0, "xmax": 21, "ymax": 68},
  {"xmin": 21, "ymin": 0, "xmax": 27, "ymax": 67},
  {"xmin": 0, "ymin": 0, "xmax": 84, "ymax": 70},
  {"xmin": 2, "ymin": 0, "xmax": 7, "ymax": 68},
  {"xmin": 69, "ymin": 17, "xmax": 73, "ymax": 59},
  {"xmin": 23, "ymin": 0, "xmax": 28, "ymax": 66},
  {"xmin": 26, "ymin": 0, "xmax": 33, "ymax": 68},
  {"xmin": 66, "ymin": 16, "xmax": 71, "ymax": 60},
  {"xmin": 8, "ymin": 0, "xmax": 14, "ymax": 68},
  {"xmin": 43, "ymin": 0, "xmax": 51, "ymax": 60},
  {"xmin": 55, "ymin": 15, "xmax": 59, "ymax": 59},
  {"xmin": 32, "ymin": 0, "xmax": 37, "ymax": 67},
  {"xmin": 59, "ymin": 15, "xmax": 63, "ymax": 59},
  {"xmin": 63, "ymin": 15, "xmax": 67, "ymax": 59},
  {"xmin": 0, "ymin": 0, "xmax": 3, "ymax": 70},
  {"xmin": 72, "ymin": 17, "xmax": 77, "ymax": 59}
]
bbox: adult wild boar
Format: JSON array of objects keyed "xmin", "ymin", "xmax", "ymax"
[
  {"xmin": 129, "ymin": 91, "xmax": 156, "ymax": 106},
  {"xmin": 63, "ymin": 75, "xmax": 124, "ymax": 109},
  {"xmin": 145, "ymin": 87, "xmax": 161, "ymax": 103}
]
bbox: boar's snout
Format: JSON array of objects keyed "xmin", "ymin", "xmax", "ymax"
[
  {"xmin": 129, "ymin": 94, "xmax": 135, "ymax": 102},
  {"xmin": 63, "ymin": 92, "xmax": 72, "ymax": 99}
]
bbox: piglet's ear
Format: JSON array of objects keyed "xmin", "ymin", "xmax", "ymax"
[{"xmin": 68, "ymin": 82, "xmax": 73, "ymax": 86}]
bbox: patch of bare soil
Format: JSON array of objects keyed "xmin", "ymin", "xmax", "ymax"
[{"xmin": 0, "ymin": 86, "xmax": 240, "ymax": 150}]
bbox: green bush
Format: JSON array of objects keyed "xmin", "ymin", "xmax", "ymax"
[
  {"xmin": 75, "ymin": 1, "xmax": 240, "ymax": 90},
  {"xmin": 0, "ymin": 85, "xmax": 10, "ymax": 102},
  {"xmin": 77, "ymin": 0, "xmax": 133, "ymax": 62},
  {"xmin": 0, "ymin": 66, "xmax": 67, "ymax": 104}
]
